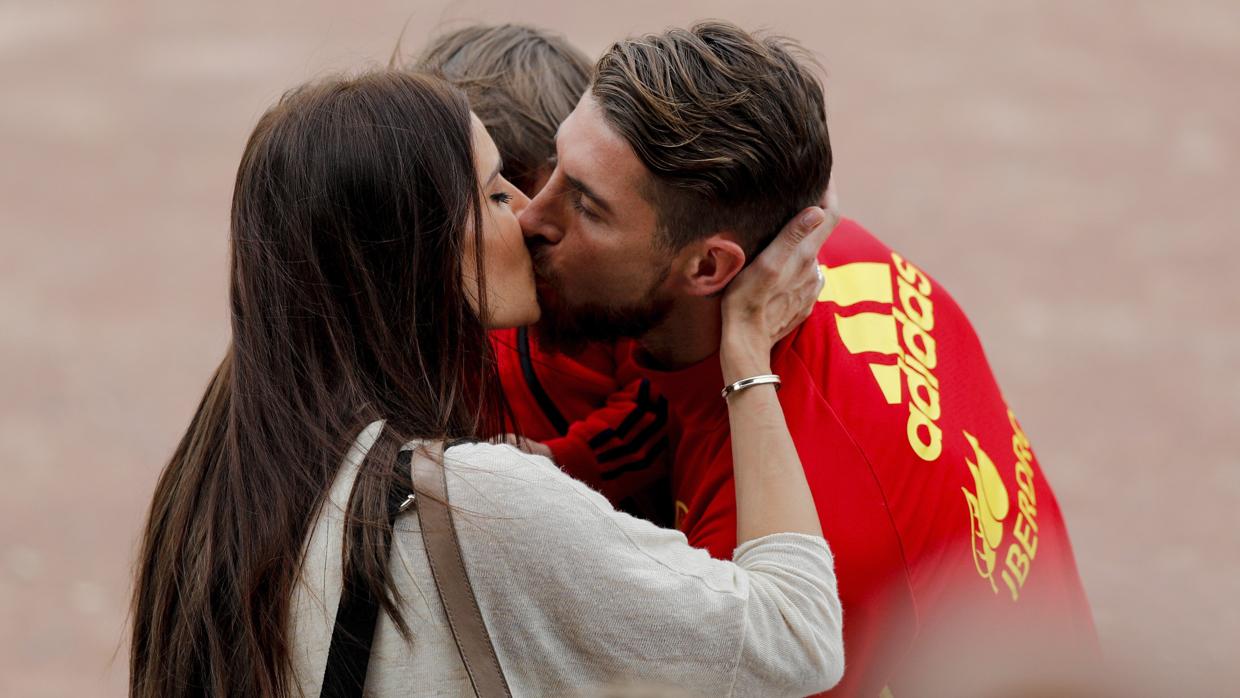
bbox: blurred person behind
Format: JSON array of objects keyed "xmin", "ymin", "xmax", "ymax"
[
  {"xmin": 128, "ymin": 69, "xmax": 845, "ymax": 697},
  {"xmin": 411, "ymin": 23, "xmax": 589, "ymax": 194}
]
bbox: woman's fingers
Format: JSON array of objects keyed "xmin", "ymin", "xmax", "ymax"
[
  {"xmin": 499, "ymin": 433, "xmax": 554, "ymax": 458},
  {"xmin": 722, "ymin": 179, "xmax": 841, "ymax": 349},
  {"xmin": 770, "ymin": 255, "xmax": 825, "ymax": 343},
  {"xmin": 774, "ymin": 207, "xmax": 826, "ymax": 255}
]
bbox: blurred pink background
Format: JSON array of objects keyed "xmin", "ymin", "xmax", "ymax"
[{"xmin": 2, "ymin": 0, "xmax": 1236, "ymax": 694}]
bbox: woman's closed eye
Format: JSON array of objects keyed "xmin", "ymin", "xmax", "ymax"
[{"xmin": 491, "ymin": 191, "xmax": 513, "ymax": 205}]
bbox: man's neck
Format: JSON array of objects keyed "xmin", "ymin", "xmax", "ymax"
[{"xmin": 637, "ymin": 296, "xmax": 722, "ymax": 370}]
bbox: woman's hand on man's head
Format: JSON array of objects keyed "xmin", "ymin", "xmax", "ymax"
[{"xmin": 721, "ymin": 177, "xmax": 840, "ymax": 357}]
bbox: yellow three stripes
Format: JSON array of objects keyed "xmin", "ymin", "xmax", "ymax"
[
  {"xmin": 818, "ymin": 262, "xmax": 893, "ymax": 305},
  {"xmin": 819, "ymin": 263, "xmax": 903, "ymax": 405}
]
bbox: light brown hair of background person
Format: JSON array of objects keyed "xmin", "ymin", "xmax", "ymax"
[
  {"xmin": 592, "ymin": 21, "xmax": 832, "ymax": 255},
  {"xmin": 410, "ymin": 23, "xmax": 592, "ymax": 195},
  {"xmin": 129, "ymin": 71, "xmax": 510, "ymax": 697}
]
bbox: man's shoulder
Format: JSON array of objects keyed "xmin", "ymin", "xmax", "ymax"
[
  {"xmin": 776, "ymin": 216, "xmax": 903, "ymax": 367},
  {"xmin": 817, "ymin": 218, "xmax": 949, "ymax": 289},
  {"xmin": 820, "ymin": 217, "xmax": 898, "ymax": 265},
  {"xmin": 795, "ymin": 217, "xmax": 978, "ymax": 353},
  {"xmin": 781, "ymin": 215, "xmax": 993, "ymax": 446}
]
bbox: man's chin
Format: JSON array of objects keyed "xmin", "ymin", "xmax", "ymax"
[
  {"xmin": 529, "ymin": 297, "xmax": 672, "ymax": 356},
  {"xmin": 528, "ymin": 312, "xmax": 600, "ymax": 356},
  {"xmin": 529, "ymin": 286, "xmax": 599, "ymax": 353}
]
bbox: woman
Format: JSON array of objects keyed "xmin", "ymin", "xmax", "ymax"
[{"xmin": 130, "ymin": 70, "xmax": 841, "ymax": 697}]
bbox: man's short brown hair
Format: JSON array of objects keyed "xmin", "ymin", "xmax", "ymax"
[
  {"xmin": 592, "ymin": 21, "xmax": 831, "ymax": 254},
  {"xmin": 412, "ymin": 24, "xmax": 592, "ymax": 194}
]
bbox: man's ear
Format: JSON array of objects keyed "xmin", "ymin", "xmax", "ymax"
[{"xmin": 674, "ymin": 234, "xmax": 747, "ymax": 297}]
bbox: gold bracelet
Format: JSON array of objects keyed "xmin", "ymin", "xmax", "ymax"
[{"xmin": 721, "ymin": 374, "xmax": 782, "ymax": 399}]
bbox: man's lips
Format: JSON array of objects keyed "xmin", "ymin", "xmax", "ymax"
[
  {"xmin": 528, "ymin": 247, "xmax": 567, "ymax": 306},
  {"xmin": 530, "ymin": 255, "xmax": 556, "ymax": 290}
]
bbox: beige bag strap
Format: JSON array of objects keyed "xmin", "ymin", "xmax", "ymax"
[{"xmin": 410, "ymin": 443, "xmax": 513, "ymax": 698}]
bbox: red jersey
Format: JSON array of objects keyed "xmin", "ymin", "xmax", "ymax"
[
  {"xmin": 496, "ymin": 219, "xmax": 1096, "ymax": 695},
  {"xmin": 633, "ymin": 219, "xmax": 1097, "ymax": 695},
  {"xmin": 491, "ymin": 327, "xmax": 673, "ymax": 523}
]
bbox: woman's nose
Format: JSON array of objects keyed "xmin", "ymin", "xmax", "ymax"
[{"xmin": 510, "ymin": 188, "xmax": 532, "ymax": 218}]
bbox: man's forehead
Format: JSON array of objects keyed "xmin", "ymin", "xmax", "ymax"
[{"xmin": 556, "ymin": 94, "xmax": 645, "ymax": 193}]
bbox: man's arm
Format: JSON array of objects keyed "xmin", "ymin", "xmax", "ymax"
[
  {"xmin": 494, "ymin": 327, "xmax": 673, "ymax": 517},
  {"xmin": 542, "ymin": 376, "xmax": 672, "ymax": 504}
]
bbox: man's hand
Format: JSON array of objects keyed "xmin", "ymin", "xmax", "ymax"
[
  {"xmin": 722, "ymin": 178, "xmax": 841, "ymax": 355},
  {"xmin": 499, "ymin": 433, "xmax": 554, "ymax": 459}
]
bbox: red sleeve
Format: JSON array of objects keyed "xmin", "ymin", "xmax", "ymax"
[
  {"xmin": 545, "ymin": 377, "xmax": 672, "ymax": 511},
  {"xmin": 676, "ymin": 447, "xmax": 737, "ymax": 561},
  {"xmin": 492, "ymin": 329, "xmax": 672, "ymax": 518},
  {"xmin": 674, "ymin": 344, "xmax": 919, "ymax": 698}
]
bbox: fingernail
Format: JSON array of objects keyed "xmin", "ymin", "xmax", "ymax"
[{"xmin": 801, "ymin": 208, "xmax": 824, "ymax": 229}]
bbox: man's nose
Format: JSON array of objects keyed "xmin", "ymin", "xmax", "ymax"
[{"xmin": 519, "ymin": 190, "xmax": 564, "ymax": 245}]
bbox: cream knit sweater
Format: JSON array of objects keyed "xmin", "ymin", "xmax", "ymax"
[{"xmin": 290, "ymin": 422, "xmax": 844, "ymax": 697}]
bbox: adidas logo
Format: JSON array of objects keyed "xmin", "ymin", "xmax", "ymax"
[{"xmin": 818, "ymin": 252, "xmax": 944, "ymax": 462}]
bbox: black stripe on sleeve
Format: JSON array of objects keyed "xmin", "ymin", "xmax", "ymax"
[
  {"xmin": 597, "ymin": 395, "xmax": 668, "ymax": 464},
  {"xmin": 601, "ymin": 436, "xmax": 670, "ymax": 481},
  {"xmin": 588, "ymin": 380, "xmax": 654, "ymax": 450},
  {"xmin": 517, "ymin": 326, "xmax": 570, "ymax": 436}
]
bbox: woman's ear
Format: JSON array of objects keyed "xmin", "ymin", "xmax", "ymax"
[{"xmin": 675, "ymin": 234, "xmax": 748, "ymax": 297}]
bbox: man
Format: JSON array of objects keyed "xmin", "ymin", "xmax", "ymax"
[
  {"xmin": 413, "ymin": 25, "xmax": 675, "ymax": 522},
  {"xmin": 514, "ymin": 22, "xmax": 1097, "ymax": 696}
]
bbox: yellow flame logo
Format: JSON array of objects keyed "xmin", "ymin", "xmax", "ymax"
[{"xmin": 961, "ymin": 431, "xmax": 1010, "ymax": 592}]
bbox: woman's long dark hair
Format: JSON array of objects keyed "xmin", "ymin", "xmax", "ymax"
[{"xmin": 130, "ymin": 70, "xmax": 504, "ymax": 696}]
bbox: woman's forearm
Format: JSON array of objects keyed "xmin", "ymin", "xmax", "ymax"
[
  {"xmin": 722, "ymin": 334, "xmax": 823, "ymax": 544},
  {"xmin": 718, "ymin": 197, "xmax": 837, "ymax": 546}
]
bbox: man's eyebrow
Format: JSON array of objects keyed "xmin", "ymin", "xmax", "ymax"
[{"xmin": 563, "ymin": 173, "xmax": 614, "ymax": 215}]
